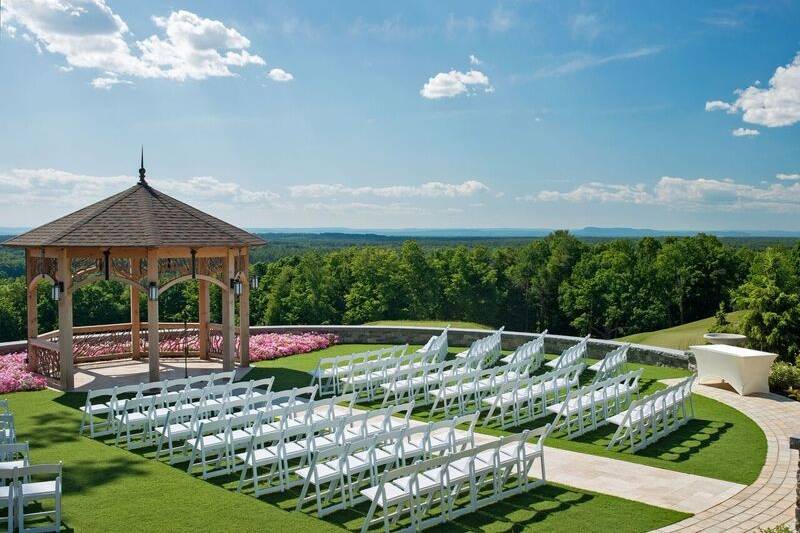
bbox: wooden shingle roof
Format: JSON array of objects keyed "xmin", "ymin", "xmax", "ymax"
[{"xmin": 3, "ymin": 182, "xmax": 266, "ymax": 248}]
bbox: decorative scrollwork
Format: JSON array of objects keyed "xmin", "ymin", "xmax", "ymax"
[
  {"xmin": 27, "ymin": 256, "xmax": 57, "ymax": 283},
  {"xmin": 197, "ymin": 257, "xmax": 225, "ymax": 282},
  {"xmin": 31, "ymin": 345, "xmax": 60, "ymax": 380},
  {"xmin": 71, "ymin": 256, "xmax": 100, "ymax": 284},
  {"xmin": 73, "ymin": 329, "xmax": 133, "ymax": 361},
  {"xmin": 110, "ymin": 257, "xmax": 138, "ymax": 284}
]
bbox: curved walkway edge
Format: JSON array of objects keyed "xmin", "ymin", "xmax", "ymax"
[{"xmin": 655, "ymin": 382, "xmax": 800, "ymax": 533}]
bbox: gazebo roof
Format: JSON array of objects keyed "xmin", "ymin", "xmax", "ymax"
[{"xmin": 3, "ymin": 179, "xmax": 266, "ymax": 249}]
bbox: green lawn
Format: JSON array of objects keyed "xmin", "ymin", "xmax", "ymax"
[
  {"xmin": 1, "ymin": 377, "xmax": 689, "ymax": 532},
  {"xmin": 366, "ymin": 320, "xmax": 492, "ymax": 330},
  {"xmin": 617, "ymin": 311, "xmax": 746, "ymax": 351},
  {"xmin": 252, "ymin": 345, "xmax": 766, "ymax": 485}
]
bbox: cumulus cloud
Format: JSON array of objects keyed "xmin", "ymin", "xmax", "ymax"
[
  {"xmin": 304, "ymin": 202, "xmax": 425, "ymax": 216},
  {"xmin": 267, "ymin": 68, "xmax": 293, "ymax": 82},
  {"xmin": 90, "ymin": 75, "xmax": 132, "ymax": 90},
  {"xmin": 469, "ymin": 54, "xmax": 482, "ymax": 66},
  {"xmin": 0, "ymin": 168, "xmax": 284, "ymax": 211},
  {"xmin": 777, "ymin": 173, "xmax": 800, "ymax": 181},
  {"xmin": 0, "ymin": 1, "xmax": 269, "ymax": 86},
  {"xmin": 705, "ymin": 51, "xmax": 800, "ymax": 127},
  {"xmin": 732, "ymin": 127, "xmax": 759, "ymax": 137},
  {"xmin": 289, "ymin": 180, "xmax": 491, "ymax": 199},
  {"xmin": 517, "ymin": 176, "xmax": 800, "ymax": 213},
  {"xmin": 420, "ymin": 70, "xmax": 492, "ymax": 99}
]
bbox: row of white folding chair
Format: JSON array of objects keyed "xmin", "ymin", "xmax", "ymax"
[
  {"xmin": 235, "ymin": 402, "xmax": 415, "ymax": 497},
  {"xmin": 500, "ymin": 331, "xmax": 547, "ymax": 365},
  {"xmin": 0, "ymin": 463, "xmax": 62, "ymax": 533},
  {"xmin": 80, "ymin": 370, "xmax": 236, "ymax": 437},
  {"xmin": 296, "ymin": 412, "xmax": 479, "ymax": 517},
  {"xmin": 182, "ymin": 391, "xmax": 360, "ymax": 477},
  {"xmin": 153, "ymin": 384, "xmax": 316, "ymax": 461},
  {"xmin": 481, "ymin": 364, "xmax": 584, "ymax": 429},
  {"xmin": 547, "ymin": 369, "xmax": 642, "ymax": 439},
  {"xmin": 379, "ymin": 356, "xmax": 482, "ymax": 407},
  {"xmin": 416, "ymin": 327, "xmax": 450, "ymax": 363},
  {"xmin": 360, "ymin": 425, "xmax": 548, "ymax": 533},
  {"xmin": 454, "ymin": 327, "xmax": 505, "ymax": 365},
  {"xmin": 545, "ymin": 335, "xmax": 590, "ymax": 371},
  {"xmin": 113, "ymin": 378, "xmax": 277, "ymax": 449},
  {"xmin": 311, "ymin": 345, "xmax": 409, "ymax": 396},
  {"xmin": 607, "ymin": 375, "xmax": 696, "ymax": 452},
  {"xmin": 348, "ymin": 347, "xmax": 474, "ymax": 404},
  {"xmin": 588, "ymin": 343, "xmax": 630, "ymax": 382},
  {"xmin": 428, "ymin": 359, "xmax": 534, "ymax": 418},
  {"xmin": 338, "ymin": 349, "xmax": 432, "ymax": 401}
]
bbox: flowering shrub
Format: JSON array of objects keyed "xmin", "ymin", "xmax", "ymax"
[
  {"xmin": 248, "ymin": 332, "xmax": 339, "ymax": 362},
  {"xmin": 0, "ymin": 352, "xmax": 48, "ymax": 394}
]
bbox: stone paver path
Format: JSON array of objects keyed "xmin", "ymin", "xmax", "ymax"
[{"xmin": 655, "ymin": 382, "xmax": 800, "ymax": 533}]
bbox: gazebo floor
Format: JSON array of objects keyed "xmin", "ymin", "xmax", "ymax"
[{"xmin": 72, "ymin": 358, "xmax": 251, "ymax": 391}]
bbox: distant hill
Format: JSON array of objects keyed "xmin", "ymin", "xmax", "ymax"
[{"xmin": 3, "ymin": 226, "xmax": 800, "ymax": 239}]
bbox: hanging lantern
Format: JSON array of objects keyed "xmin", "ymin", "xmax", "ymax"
[
  {"xmin": 249, "ymin": 275, "xmax": 259, "ymax": 290},
  {"xmin": 51, "ymin": 281, "xmax": 64, "ymax": 301},
  {"xmin": 148, "ymin": 281, "xmax": 159, "ymax": 301},
  {"xmin": 230, "ymin": 277, "xmax": 243, "ymax": 297}
]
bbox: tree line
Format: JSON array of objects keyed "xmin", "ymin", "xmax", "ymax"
[{"xmin": 0, "ymin": 232, "xmax": 798, "ymax": 361}]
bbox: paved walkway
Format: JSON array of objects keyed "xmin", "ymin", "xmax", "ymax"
[
  {"xmin": 73, "ymin": 359, "xmax": 250, "ymax": 391},
  {"xmin": 655, "ymin": 382, "xmax": 800, "ymax": 532}
]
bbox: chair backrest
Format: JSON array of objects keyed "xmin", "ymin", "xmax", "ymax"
[
  {"xmin": 593, "ymin": 343, "xmax": 630, "ymax": 382},
  {"xmin": 14, "ymin": 462, "xmax": 62, "ymax": 483},
  {"xmin": 0, "ymin": 442, "xmax": 28, "ymax": 463}
]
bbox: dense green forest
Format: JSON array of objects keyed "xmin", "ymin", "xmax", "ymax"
[{"xmin": 1, "ymin": 232, "xmax": 799, "ymax": 363}]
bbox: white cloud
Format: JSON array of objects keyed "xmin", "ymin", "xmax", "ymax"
[
  {"xmin": 705, "ymin": 51, "xmax": 800, "ymax": 127},
  {"xmin": 0, "ymin": 168, "xmax": 285, "ymax": 211},
  {"xmin": 420, "ymin": 69, "xmax": 492, "ymax": 99},
  {"xmin": 777, "ymin": 173, "xmax": 800, "ymax": 181},
  {"xmin": 90, "ymin": 75, "xmax": 132, "ymax": 90},
  {"xmin": 267, "ymin": 68, "xmax": 293, "ymax": 82},
  {"xmin": 1, "ymin": 1, "xmax": 268, "ymax": 84},
  {"xmin": 469, "ymin": 54, "xmax": 482, "ymax": 66},
  {"xmin": 705, "ymin": 100, "xmax": 736, "ymax": 113},
  {"xmin": 304, "ymin": 202, "xmax": 425, "ymax": 216},
  {"xmin": 535, "ymin": 46, "xmax": 663, "ymax": 77},
  {"xmin": 289, "ymin": 180, "xmax": 491, "ymax": 199},
  {"xmin": 732, "ymin": 127, "xmax": 759, "ymax": 137},
  {"xmin": 57, "ymin": 65, "xmax": 74, "ymax": 73},
  {"xmin": 518, "ymin": 176, "xmax": 800, "ymax": 213}
]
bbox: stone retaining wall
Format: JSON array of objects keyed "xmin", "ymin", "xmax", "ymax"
[{"xmin": 1, "ymin": 325, "xmax": 691, "ymax": 369}]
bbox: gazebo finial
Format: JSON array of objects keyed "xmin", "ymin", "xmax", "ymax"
[{"xmin": 138, "ymin": 146, "xmax": 146, "ymax": 184}]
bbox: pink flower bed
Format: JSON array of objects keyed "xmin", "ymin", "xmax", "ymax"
[
  {"xmin": 248, "ymin": 332, "xmax": 339, "ymax": 362},
  {"xmin": 0, "ymin": 352, "xmax": 48, "ymax": 394}
]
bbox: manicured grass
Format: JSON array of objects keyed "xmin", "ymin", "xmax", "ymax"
[
  {"xmin": 617, "ymin": 311, "xmax": 746, "ymax": 350},
  {"xmin": 1, "ymin": 375, "xmax": 689, "ymax": 532},
  {"xmin": 253, "ymin": 345, "xmax": 766, "ymax": 485},
  {"xmin": 366, "ymin": 320, "xmax": 492, "ymax": 330}
]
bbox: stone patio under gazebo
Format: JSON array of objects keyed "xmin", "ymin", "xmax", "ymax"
[{"xmin": 2, "ymin": 154, "xmax": 265, "ymax": 391}]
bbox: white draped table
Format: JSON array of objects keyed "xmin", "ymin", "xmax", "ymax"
[{"xmin": 690, "ymin": 344, "xmax": 777, "ymax": 396}]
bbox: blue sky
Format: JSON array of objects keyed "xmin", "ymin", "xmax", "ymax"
[{"xmin": 1, "ymin": 0, "xmax": 799, "ymax": 231}]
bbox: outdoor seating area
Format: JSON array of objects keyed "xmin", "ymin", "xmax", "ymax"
[{"xmin": 0, "ymin": 401, "xmax": 63, "ymax": 533}]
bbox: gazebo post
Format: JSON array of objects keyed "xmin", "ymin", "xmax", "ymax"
[
  {"xmin": 222, "ymin": 248, "xmax": 236, "ymax": 371},
  {"xmin": 239, "ymin": 249, "xmax": 250, "ymax": 368},
  {"xmin": 57, "ymin": 248, "xmax": 74, "ymax": 391},
  {"xmin": 147, "ymin": 248, "xmax": 160, "ymax": 382},
  {"xmin": 25, "ymin": 249, "xmax": 38, "ymax": 372},
  {"xmin": 130, "ymin": 259, "xmax": 141, "ymax": 360},
  {"xmin": 198, "ymin": 279, "xmax": 209, "ymax": 360}
]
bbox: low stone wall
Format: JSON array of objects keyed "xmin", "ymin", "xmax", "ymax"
[
  {"xmin": 249, "ymin": 325, "xmax": 691, "ymax": 369},
  {"xmin": 1, "ymin": 325, "xmax": 691, "ymax": 369}
]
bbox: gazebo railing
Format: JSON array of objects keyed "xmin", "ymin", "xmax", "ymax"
[
  {"xmin": 33, "ymin": 322, "xmax": 233, "ymax": 365},
  {"xmin": 28, "ymin": 338, "xmax": 61, "ymax": 381}
]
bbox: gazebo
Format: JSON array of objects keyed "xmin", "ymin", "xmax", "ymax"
[{"xmin": 2, "ymin": 155, "xmax": 265, "ymax": 391}]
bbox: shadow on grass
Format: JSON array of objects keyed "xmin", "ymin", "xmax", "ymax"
[{"xmin": 241, "ymin": 366, "xmax": 314, "ymax": 392}]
